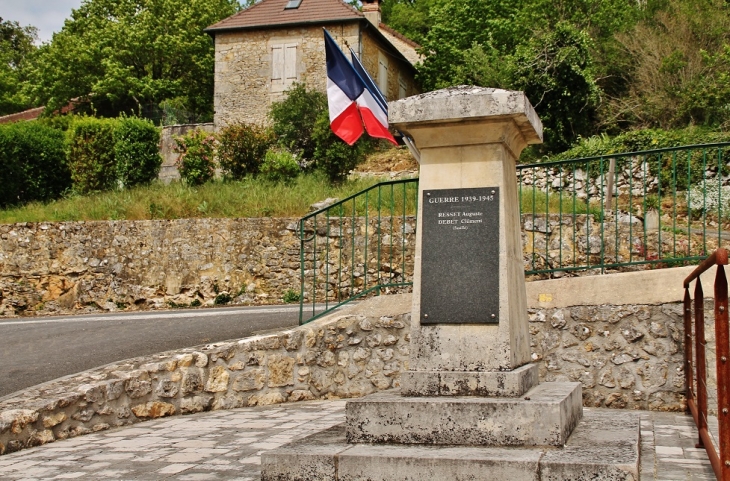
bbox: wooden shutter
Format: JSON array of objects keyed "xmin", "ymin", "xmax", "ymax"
[
  {"xmin": 284, "ymin": 43, "xmax": 297, "ymax": 85},
  {"xmin": 378, "ymin": 54, "xmax": 388, "ymax": 98},
  {"xmin": 272, "ymin": 45, "xmax": 284, "ymax": 87}
]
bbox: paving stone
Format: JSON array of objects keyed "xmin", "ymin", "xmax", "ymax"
[{"xmin": 0, "ymin": 400, "xmax": 716, "ymax": 480}]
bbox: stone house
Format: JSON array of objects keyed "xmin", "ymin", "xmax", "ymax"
[{"xmin": 205, "ymin": 0, "xmax": 421, "ymax": 128}]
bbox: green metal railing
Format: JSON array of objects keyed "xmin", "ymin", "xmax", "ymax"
[
  {"xmin": 518, "ymin": 142, "xmax": 730, "ymax": 276},
  {"xmin": 299, "ymin": 142, "xmax": 730, "ymax": 324},
  {"xmin": 298, "ymin": 178, "xmax": 419, "ymax": 324}
]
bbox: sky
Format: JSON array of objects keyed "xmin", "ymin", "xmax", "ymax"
[{"xmin": 0, "ymin": 0, "xmax": 84, "ymax": 44}]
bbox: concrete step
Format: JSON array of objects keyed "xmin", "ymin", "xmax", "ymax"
[{"xmin": 261, "ymin": 409, "xmax": 640, "ymax": 481}]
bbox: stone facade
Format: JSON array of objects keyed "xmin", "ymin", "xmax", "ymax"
[{"xmin": 213, "ymin": 24, "xmax": 418, "ymax": 128}]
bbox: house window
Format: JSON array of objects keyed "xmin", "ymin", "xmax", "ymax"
[
  {"xmin": 272, "ymin": 43, "xmax": 297, "ymax": 91},
  {"xmin": 378, "ymin": 52, "xmax": 388, "ymax": 98},
  {"xmin": 398, "ymin": 75, "xmax": 407, "ymax": 99}
]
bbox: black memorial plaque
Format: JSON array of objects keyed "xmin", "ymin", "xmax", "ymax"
[{"xmin": 420, "ymin": 187, "xmax": 499, "ymax": 324}]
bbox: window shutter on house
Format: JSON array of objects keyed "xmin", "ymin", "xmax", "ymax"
[
  {"xmin": 398, "ymin": 75, "xmax": 407, "ymax": 99},
  {"xmin": 284, "ymin": 43, "xmax": 297, "ymax": 85},
  {"xmin": 272, "ymin": 43, "xmax": 297, "ymax": 89},
  {"xmin": 272, "ymin": 45, "xmax": 284, "ymax": 85},
  {"xmin": 378, "ymin": 54, "xmax": 388, "ymax": 98}
]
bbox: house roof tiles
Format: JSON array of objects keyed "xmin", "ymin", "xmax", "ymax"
[{"xmin": 206, "ymin": 0, "xmax": 363, "ymax": 31}]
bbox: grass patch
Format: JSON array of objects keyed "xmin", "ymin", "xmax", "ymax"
[
  {"xmin": 0, "ymin": 174, "xmax": 398, "ymax": 223},
  {"xmin": 519, "ymin": 188, "xmax": 602, "ymax": 217}
]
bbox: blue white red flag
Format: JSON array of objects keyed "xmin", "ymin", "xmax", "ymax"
[
  {"xmin": 324, "ymin": 29, "xmax": 396, "ymax": 145},
  {"xmin": 350, "ymin": 48, "xmax": 396, "ymax": 145}
]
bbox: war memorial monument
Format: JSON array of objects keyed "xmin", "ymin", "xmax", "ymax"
[{"xmin": 261, "ymin": 86, "xmax": 641, "ymax": 480}]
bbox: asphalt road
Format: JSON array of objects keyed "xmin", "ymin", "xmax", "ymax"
[{"xmin": 0, "ymin": 305, "xmax": 310, "ymax": 399}]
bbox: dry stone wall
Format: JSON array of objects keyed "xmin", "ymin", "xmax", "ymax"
[
  {"xmin": 0, "ymin": 217, "xmax": 416, "ymax": 318},
  {"xmin": 1, "ymin": 214, "xmax": 702, "ymax": 318},
  {"xmin": 0, "ymin": 218, "xmax": 307, "ymax": 317},
  {"xmin": 0, "ymin": 295, "xmax": 412, "ymax": 455}
]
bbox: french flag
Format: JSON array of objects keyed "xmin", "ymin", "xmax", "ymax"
[{"xmin": 324, "ymin": 29, "xmax": 396, "ymax": 146}]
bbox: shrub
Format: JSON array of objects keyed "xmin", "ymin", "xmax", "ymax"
[
  {"xmin": 0, "ymin": 122, "xmax": 70, "ymax": 208},
  {"xmin": 549, "ymin": 127, "xmax": 730, "ymax": 191},
  {"xmin": 174, "ymin": 129, "xmax": 217, "ymax": 186},
  {"xmin": 311, "ymin": 110, "xmax": 372, "ymax": 183},
  {"xmin": 260, "ymin": 148, "xmax": 300, "ymax": 183},
  {"xmin": 114, "ymin": 117, "xmax": 162, "ymax": 188},
  {"xmin": 67, "ymin": 117, "xmax": 118, "ymax": 194},
  {"xmin": 282, "ymin": 289, "xmax": 300, "ymax": 303},
  {"xmin": 269, "ymin": 83, "xmax": 327, "ymax": 163},
  {"xmin": 687, "ymin": 177, "xmax": 730, "ymax": 221},
  {"xmin": 218, "ymin": 123, "xmax": 274, "ymax": 180}
]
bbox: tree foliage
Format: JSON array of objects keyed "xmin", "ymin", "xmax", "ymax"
[
  {"xmin": 0, "ymin": 18, "xmax": 37, "ymax": 115},
  {"xmin": 268, "ymin": 83, "xmax": 328, "ymax": 163},
  {"xmin": 604, "ymin": 0, "xmax": 730, "ymax": 131},
  {"xmin": 409, "ymin": 0, "xmax": 730, "ymax": 153},
  {"xmin": 24, "ymin": 0, "xmax": 240, "ymax": 122}
]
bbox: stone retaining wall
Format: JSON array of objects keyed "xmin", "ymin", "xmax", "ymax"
[
  {"xmin": 0, "ymin": 218, "xmax": 304, "ymax": 318},
  {"xmin": 1, "ymin": 215, "xmax": 692, "ymax": 318},
  {"xmin": 0, "ymin": 295, "xmax": 412, "ymax": 455},
  {"xmin": 2, "ymin": 284, "xmax": 720, "ymax": 456}
]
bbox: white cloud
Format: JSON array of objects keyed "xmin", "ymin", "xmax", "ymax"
[{"xmin": 0, "ymin": 0, "xmax": 84, "ymax": 43}]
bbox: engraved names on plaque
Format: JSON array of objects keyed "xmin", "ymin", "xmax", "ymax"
[{"xmin": 420, "ymin": 187, "xmax": 499, "ymax": 324}]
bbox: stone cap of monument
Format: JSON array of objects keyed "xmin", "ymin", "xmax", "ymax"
[{"xmin": 390, "ymin": 86, "xmax": 543, "ymax": 144}]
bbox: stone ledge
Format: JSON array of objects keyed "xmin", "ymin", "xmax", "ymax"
[
  {"xmin": 261, "ymin": 408, "xmax": 640, "ymax": 481},
  {"xmin": 400, "ymin": 363, "xmax": 538, "ymax": 397},
  {"xmin": 346, "ymin": 382, "xmax": 582, "ymax": 446}
]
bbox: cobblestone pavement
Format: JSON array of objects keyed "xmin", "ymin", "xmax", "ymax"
[{"xmin": 0, "ymin": 401, "xmax": 717, "ymax": 480}]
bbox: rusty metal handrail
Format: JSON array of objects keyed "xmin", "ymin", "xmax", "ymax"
[{"xmin": 683, "ymin": 247, "xmax": 729, "ymax": 481}]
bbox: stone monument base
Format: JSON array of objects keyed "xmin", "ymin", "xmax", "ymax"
[
  {"xmin": 346, "ymin": 383, "xmax": 582, "ymax": 446},
  {"xmin": 261, "ymin": 409, "xmax": 640, "ymax": 481},
  {"xmin": 400, "ymin": 363, "xmax": 539, "ymax": 397}
]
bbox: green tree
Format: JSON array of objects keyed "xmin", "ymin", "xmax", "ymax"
[
  {"xmin": 24, "ymin": 0, "xmax": 240, "ymax": 121},
  {"xmin": 416, "ymin": 0, "xmax": 641, "ymax": 153},
  {"xmin": 604, "ymin": 0, "xmax": 730, "ymax": 131},
  {"xmin": 0, "ymin": 18, "xmax": 38, "ymax": 115},
  {"xmin": 269, "ymin": 83, "xmax": 328, "ymax": 163},
  {"xmin": 380, "ymin": 0, "xmax": 436, "ymax": 44}
]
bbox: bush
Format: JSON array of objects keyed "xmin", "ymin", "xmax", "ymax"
[
  {"xmin": 311, "ymin": 110, "xmax": 372, "ymax": 183},
  {"xmin": 67, "ymin": 117, "xmax": 118, "ymax": 194},
  {"xmin": 114, "ymin": 117, "xmax": 162, "ymax": 188},
  {"xmin": 269, "ymin": 83, "xmax": 327, "ymax": 163},
  {"xmin": 0, "ymin": 122, "xmax": 70, "ymax": 208},
  {"xmin": 218, "ymin": 123, "xmax": 274, "ymax": 180},
  {"xmin": 687, "ymin": 177, "xmax": 730, "ymax": 221},
  {"xmin": 260, "ymin": 148, "xmax": 300, "ymax": 183},
  {"xmin": 174, "ymin": 129, "xmax": 217, "ymax": 186},
  {"xmin": 550, "ymin": 127, "xmax": 730, "ymax": 191}
]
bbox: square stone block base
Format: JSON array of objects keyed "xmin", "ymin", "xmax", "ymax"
[
  {"xmin": 400, "ymin": 363, "xmax": 538, "ymax": 397},
  {"xmin": 261, "ymin": 409, "xmax": 640, "ymax": 481},
  {"xmin": 347, "ymin": 382, "xmax": 581, "ymax": 446}
]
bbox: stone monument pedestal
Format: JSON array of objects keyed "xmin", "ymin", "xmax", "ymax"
[{"xmin": 260, "ymin": 87, "xmax": 639, "ymax": 480}]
